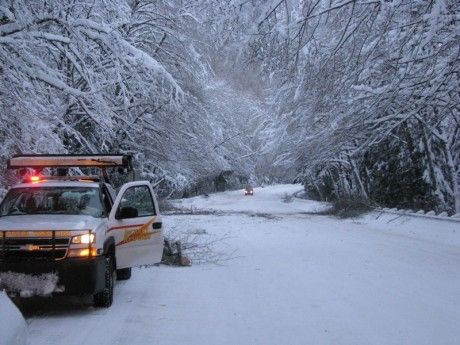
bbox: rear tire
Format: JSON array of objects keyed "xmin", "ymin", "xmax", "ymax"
[
  {"xmin": 116, "ymin": 267, "xmax": 132, "ymax": 280},
  {"xmin": 94, "ymin": 255, "xmax": 114, "ymax": 308}
]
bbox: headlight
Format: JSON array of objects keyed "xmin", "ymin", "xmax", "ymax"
[{"xmin": 71, "ymin": 233, "xmax": 95, "ymax": 244}]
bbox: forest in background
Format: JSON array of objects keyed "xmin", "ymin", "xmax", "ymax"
[{"xmin": 0, "ymin": 0, "xmax": 459, "ymax": 214}]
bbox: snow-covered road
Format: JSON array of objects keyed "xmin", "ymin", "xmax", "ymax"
[{"xmin": 20, "ymin": 185, "xmax": 460, "ymax": 345}]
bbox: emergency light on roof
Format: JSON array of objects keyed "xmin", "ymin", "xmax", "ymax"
[
  {"xmin": 29, "ymin": 175, "xmax": 41, "ymax": 182},
  {"xmin": 23, "ymin": 175, "xmax": 101, "ymax": 183},
  {"xmin": 7, "ymin": 154, "xmax": 132, "ymax": 170}
]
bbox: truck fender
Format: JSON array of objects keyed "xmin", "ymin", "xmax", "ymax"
[{"xmin": 103, "ymin": 237, "xmax": 116, "ymax": 266}]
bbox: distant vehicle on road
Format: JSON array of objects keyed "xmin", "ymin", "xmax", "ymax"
[{"xmin": 244, "ymin": 185, "xmax": 254, "ymax": 196}]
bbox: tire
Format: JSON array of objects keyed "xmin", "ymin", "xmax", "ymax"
[
  {"xmin": 116, "ymin": 267, "xmax": 132, "ymax": 280},
  {"xmin": 94, "ymin": 255, "xmax": 114, "ymax": 308}
]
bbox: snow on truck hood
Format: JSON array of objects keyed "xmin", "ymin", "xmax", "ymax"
[{"xmin": 0, "ymin": 214, "xmax": 104, "ymax": 231}]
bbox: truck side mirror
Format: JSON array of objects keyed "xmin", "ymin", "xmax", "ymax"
[{"xmin": 116, "ymin": 206, "xmax": 138, "ymax": 219}]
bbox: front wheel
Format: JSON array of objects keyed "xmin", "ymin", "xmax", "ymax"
[{"xmin": 94, "ymin": 255, "xmax": 114, "ymax": 308}]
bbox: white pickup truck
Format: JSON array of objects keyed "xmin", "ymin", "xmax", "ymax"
[{"xmin": 0, "ymin": 154, "xmax": 163, "ymax": 307}]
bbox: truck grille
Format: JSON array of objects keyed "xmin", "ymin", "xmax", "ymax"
[{"xmin": 0, "ymin": 232, "xmax": 70, "ymax": 261}]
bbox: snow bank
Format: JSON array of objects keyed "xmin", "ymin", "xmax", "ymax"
[
  {"xmin": 0, "ymin": 291, "xmax": 27, "ymax": 345},
  {"xmin": 0, "ymin": 272, "xmax": 59, "ymax": 297},
  {"xmin": 379, "ymin": 207, "xmax": 460, "ymax": 222},
  {"xmin": 354, "ymin": 211, "xmax": 460, "ymax": 247}
]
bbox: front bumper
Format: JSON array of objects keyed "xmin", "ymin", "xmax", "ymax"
[{"xmin": 0, "ymin": 256, "xmax": 106, "ymax": 295}]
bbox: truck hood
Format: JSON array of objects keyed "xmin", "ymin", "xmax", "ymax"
[{"xmin": 0, "ymin": 214, "xmax": 104, "ymax": 231}]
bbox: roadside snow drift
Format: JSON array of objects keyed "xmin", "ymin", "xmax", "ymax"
[{"xmin": 0, "ymin": 291, "xmax": 27, "ymax": 345}]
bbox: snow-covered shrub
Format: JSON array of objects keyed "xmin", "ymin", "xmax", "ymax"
[{"xmin": 320, "ymin": 197, "xmax": 372, "ymax": 219}]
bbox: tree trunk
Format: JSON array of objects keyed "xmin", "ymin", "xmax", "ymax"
[
  {"xmin": 443, "ymin": 139, "xmax": 460, "ymax": 214},
  {"xmin": 350, "ymin": 157, "xmax": 368, "ymax": 199}
]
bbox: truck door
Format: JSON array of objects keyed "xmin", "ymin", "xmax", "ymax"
[{"xmin": 108, "ymin": 181, "xmax": 163, "ymax": 269}]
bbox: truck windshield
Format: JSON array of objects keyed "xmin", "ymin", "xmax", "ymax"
[{"xmin": 0, "ymin": 187, "xmax": 103, "ymax": 218}]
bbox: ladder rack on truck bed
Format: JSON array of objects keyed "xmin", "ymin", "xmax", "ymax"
[
  {"xmin": 7, "ymin": 154, "xmax": 132, "ymax": 169},
  {"xmin": 7, "ymin": 154, "xmax": 134, "ymax": 184}
]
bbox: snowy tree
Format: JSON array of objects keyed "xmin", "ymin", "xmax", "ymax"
[
  {"xmin": 233, "ymin": 0, "xmax": 460, "ymax": 213},
  {"xmin": 1, "ymin": 0, "xmax": 457, "ymax": 210}
]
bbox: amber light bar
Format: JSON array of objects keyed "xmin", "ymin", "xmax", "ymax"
[{"xmin": 7, "ymin": 154, "xmax": 132, "ymax": 169}]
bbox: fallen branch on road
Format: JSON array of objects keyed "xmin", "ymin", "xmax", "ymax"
[{"xmin": 161, "ymin": 226, "xmax": 237, "ymax": 266}]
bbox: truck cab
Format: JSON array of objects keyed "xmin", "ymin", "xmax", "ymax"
[{"xmin": 0, "ymin": 154, "xmax": 163, "ymax": 307}]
